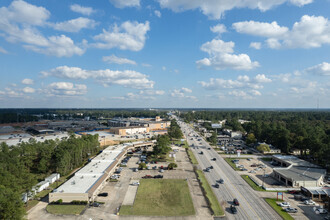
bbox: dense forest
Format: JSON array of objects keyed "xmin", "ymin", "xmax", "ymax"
[
  {"xmin": 182, "ymin": 110, "xmax": 330, "ymax": 168},
  {"xmin": 0, "ymin": 134, "xmax": 100, "ymax": 219},
  {"xmin": 0, "ymin": 109, "xmax": 168, "ymax": 123}
]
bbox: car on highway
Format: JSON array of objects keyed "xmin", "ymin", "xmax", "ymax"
[
  {"xmin": 278, "ymin": 202, "xmax": 290, "ymax": 207},
  {"xmin": 209, "ymin": 166, "xmax": 213, "ymax": 169},
  {"xmin": 204, "ymin": 168, "xmax": 210, "ymax": 172},
  {"xmin": 154, "ymin": 175, "xmax": 163, "ymax": 179},
  {"xmin": 304, "ymin": 200, "xmax": 316, "ymax": 205},
  {"xmin": 208, "ymin": 147, "xmax": 211, "ymax": 150},
  {"xmin": 230, "ymin": 205, "xmax": 237, "ymax": 214},
  {"xmin": 233, "ymin": 198, "xmax": 239, "ymax": 206},
  {"xmin": 200, "ymin": 151, "xmax": 203, "ymax": 154},
  {"xmin": 214, "ymin": 183, "xmax": 219, "ymax": 188},
  {"xmin": 212, "ymin": 158, "xmax": 216, "ymax": 161},
  {"xmin": 284, "ymin": 207, "xmax": 298, "ymax": 213},
  {"xmin": 218, "ymin": 178, "xmax": 224, "ymax": 184}
]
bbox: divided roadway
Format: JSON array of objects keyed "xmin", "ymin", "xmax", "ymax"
[{"xmin": 179, "ymin": 120, "xmax": 281, "ymax": 220}]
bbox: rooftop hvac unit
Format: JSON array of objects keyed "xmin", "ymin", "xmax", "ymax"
[
  {"xmin": 90, "ymin": 170, "xmax": 93, "ymax": 172},
  {"xmin": 93, "ymin": 175, "xmax": 96, "ymax": 178},
  {"xmin": 71, "ymin": 180, "xmax": 75, "ymax": 185}
]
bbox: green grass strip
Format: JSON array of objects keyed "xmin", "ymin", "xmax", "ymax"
[
  {"xmin": 241, "ymin": 175, "xmax": 265, "ymax": 191},
  {"xmin": 187, "ymin": 149, "xmax": 198, "ymax": 164},
  {"xmin": 196, "ymin": 170, "xmax": 224, "ymax": 216},
  {"xmin": 264, "ymin": 198, "xmax": 294, "ymax": 220}
]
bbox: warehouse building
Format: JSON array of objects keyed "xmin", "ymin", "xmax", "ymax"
[
  {"xmin": 108, "ymin": 117, "xmax": 170, "ymax": 131},
  {"xmin": 272, "ymin": 155, "xmax": 326, "ymax": 188},
  {"xmin": 109, "ymin": 126, "xmax": 150, "ymax": 135},
  {"xmin": 49, "ymin": 141, "xmax": 155, "ymax": 203}
]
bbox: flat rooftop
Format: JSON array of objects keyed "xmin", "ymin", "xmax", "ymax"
[
  {"xmin": 55, "ymin": 174, "xmax": 104, "ymax": 193},
  {"xmin": 274, "ymin": 166, "xmax": 326, "ymax": 181},
  {"xmin": 272, "ymin": 155, "xmax": 320, "ymax": 168}
]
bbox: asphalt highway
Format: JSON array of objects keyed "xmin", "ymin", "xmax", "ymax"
[{"xmin": 177, "ymin": 119, "xmax": 281, "ymax": 220}]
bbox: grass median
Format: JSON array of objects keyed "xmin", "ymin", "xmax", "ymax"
[
  {"xmin": 46, "ymin": 204, "xmax": 86, "ymax": 215},
  {"xmin": 187, "ymin": 149, "xmax": 198, "ymax": 164},
  {"xmin": 196, "ymin": 170, "xmax": 224, "ymax": 216},
  {"xmin": 120, "ymin": 179, "xmax": 195, "ymax": 216},
  {"xmin": 264, "ymin": 198, "xmax": 294, "ymax": 220}
]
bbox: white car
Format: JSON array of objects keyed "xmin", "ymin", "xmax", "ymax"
[
  {"xmin": 132, "ymin": 182, "xmax": 140, "ymax": 186},
  {"xmin": 304, "ymin": 200, "xmax": 315, "ymax": 205},
  {"xmin": 315, "ymin": 208, "xmax": 328, "ymax": 214},
  {"xmin": 278, "ymin": 202, "xmax": 290, "ymax": 207}
]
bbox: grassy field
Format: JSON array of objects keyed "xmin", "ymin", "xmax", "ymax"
[
  {"xmin": 46, "ymin": 204, "xmax": 86, "ymax": 215},
  {"xmin": 196, "ymin": 170, "xmax": 224, "ymax": 216},
  {"xmin": 224, "ymin": 158, "xmax": 248, "ymax": 171},
  {"xmin": 241, "ymin": 175, "xmax": 265, "ymax": 191},
  {"xmin": 265, "ymin": 198, "xmax": 294, "ymax": 220},
  {"xmin": 187, "ymin": 149, "xmax": 198, "ymax": 164},
  {"xmin": 120, "ymin": 179, "xmax": 195, "ymax": 216},
  {"xmin": 25, "ymin": 200, "xmax": 39, "ymax": 211}
]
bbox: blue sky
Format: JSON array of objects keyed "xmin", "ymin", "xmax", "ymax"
[{"xmin": 0, "ymin": 0, "xmax": 330, "ymax": 108}]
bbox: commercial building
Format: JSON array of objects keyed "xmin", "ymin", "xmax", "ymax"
[
  {"xmin": 109, "ymin": 126, "xmax": 150, "ymax": 135},
  {"xmin": 45, "ymin": 173, "xmax": 60, "ymax": 184},
  {"xmin": 272, "ymin": 155, "xmax": 326, "ymax": 188},
  {"xmin": 108, "ymin": 117, "xmax": 170, "ymax": 132},
  {"xmin": 49, "ymin": 141, "xmax": 155, "ymax": 203}
]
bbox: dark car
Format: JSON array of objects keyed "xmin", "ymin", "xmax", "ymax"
[
  {"xmin": 284, "ymin": 207, "xmax": 298, "ymax": 213},
  {"xmin": 204, "ymin": 168, "xmax": 210, "ymax": 172},
  {"xmin": 208, "ymin": 147, "xmax": 211, "ymax": 150},
  {"xmin": 98, "ymin": 192, "xmax": 108, "ymax": 197},
  {"xmin": 209, "ymin": 166, "xmax": 213, "ymax": 169},
  {"xmin": 154, "ymin": 175, "xmax": 163, "ymax": 179},
  {"xmin": 214, "ymin": 183, "xmax": 219, "ymax": 188},
  {"xmin": 218, "ymin": 179, "xmax": 224, "ymax": 184},
  {"xmin": 142, "ymin": 175, "xmax": 153, "ymax": 179},
  {"xmin": 233, "ymin": 198, "xmax": 239, "ymax": 206},
  {"xmin": 200, "ymin": 151, "xmax": 203, "ymax": 155},
  {"xmin": 92, "ymin": 202, "xmax": 100, "ymax": 207},
  {"xmin": 230, "ymin": 205, "xmax": 237, "ymax": 214},
  {"xmin": 212, "ymin": 158, "xmax": 216, "ymax": 161}
]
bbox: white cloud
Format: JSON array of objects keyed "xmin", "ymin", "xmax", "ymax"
[
  {"xmin": 0, "ymin": 1, "xmax": 85, "ymax": 57},
  {"xmin": 139, "ymin": 90, "xmax": 165, "ymax": 95},
  {"xmin": 196, "ymin": 39, "xmax": 259, "ymax": 70},
  {"xmin": 51, "ymin": 17, "xmax": 97, "ymax": 33},
  {"xmin": 234, "ymin": 15, "xmax": 330, "ymax": 49},
  {"xmin": 111, "ymin": 90, "xmax": 163, "ymax": 101},
  {"xmin": 142, "ymin": 63, "xmax": 152, "ymax": 67},
  {"xmin": 255, "ymin": 74, "xmax": 272, "ymax": 83},
  {"xmin": 70, "ymin": 4, "xmax": 96, "ymax": 16},
  {"xmin": 157, "ymin": 0, "xmax": 312, "ymax": 20},
  {"xmin": 109, "ymin": 0, "xmax": 140, "ymax": 8},
  {"xmin": 102, "ymin": 55, "xmax": 137, "ymax": 65},
  {"xmin": 0, "ymin": 46, "xmax": 8, "ymax": 54},
  {"xmin": 93, "ymin": 21, "xmax": 150, "ymax": 51},
  {"xmin": 23, "ymin": 87, "xmax": 35, "ymax": 93},
  {"xmin": 154, "ymin": 10, "xmax": 161, "ymax": 18},
  {"xmin": 210, "ymin": 24, "xmax": 227, "ymax": 35},
  {"xmin": 181, "ymin": 87, "xmax": 192, "ymax": 93},
  {"xmin": 41, "ymin": 66, "xmax": 154, "ymax": 89},
  {"xmin": 162, "ymin": 66, "xmax": 166, "ymax": 71},
  {"xmin": 21, "ymin": 78, "xmax": 34, "ymax": 85},
  {"xmin": 233, "ymin": 21, "xmax": 288, "ymax": 38},
  {"xmin": 199, "ymin": 74, "xmax": 271, "ymax": 91},
  {"xmin": 45, "ymin": 82, "xmax": 87, "ymax": 96},
  {"xmin": 24, "ymin": 35, "xmax": 85, "ymax": 57},
  {"xmin": 249, "ymin": 42, "xmax": 261, "ymax": 50},
  {"xmin": 170, "ymin": 88, "xmax": 196, "ymax": 100},
  {"xmin": 305, "ymin": 62, "xmax": 330, "ymax": 76}
]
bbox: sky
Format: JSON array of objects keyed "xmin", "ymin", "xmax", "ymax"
[{"xmin": 0, "ymin": 0, "xmax": 330, "ymax": 108}]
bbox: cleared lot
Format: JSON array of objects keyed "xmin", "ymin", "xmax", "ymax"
[{"xmin": 119, "ymin": 179, "xmax": 195, "ymax": 216}]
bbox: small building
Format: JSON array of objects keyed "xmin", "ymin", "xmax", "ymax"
[
  {"xmin": 109, "ymin": 126, "xmax": 150, "ymax": 135},
  {"xmin": 33, "ymin": 181, "xmax": 50, "ymax": 193},
  {"xmin": 45, "ymin": 173, "xmax": 60, "ymax": 184},
  {"xmin": 272, "ymin": 155, "xmax": 326, "ymax": 188}
]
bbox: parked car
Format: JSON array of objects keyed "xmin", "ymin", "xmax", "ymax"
[
  {"xmin": 233, "ymin": 198, "xmax": 239, "ymax": 206},
  {"xmin": 278, "ymin": 202, "xmax": 290, "ymax": 207},
  {"xmin": 132, "ymin": 182, "xmax": 140, "ymax": 186},
  {"xmin": 230, "ymin": 205, "xmax": 237, "ymax": 214},
  {"xmin": 142, "ymin": 175, "xmax": 153, "ymax": 179},
  {"xmin": 284, "ymin": 207, "xmax": 298, "ymax": 213},
  {"xmin": 304, "ymin": 200, "xmax": 316, "ymax": 205},
  {"xmin": 92, "ymin": 202, "xmax": 100, "ymax": 207},
  {"xmin": 133, "ymin": 168, "xmax": 138, "ymax": 172},
  {"xmin": 98, "ymin": 192, "xmax": 108, "ymax": 197},
  {"xmin": 315, "ymin": 208, "xmax": 328, "ymax": 214},
  {"xmin": 159, "ymin": 169, "xmax": 164, "ymax": 173}
]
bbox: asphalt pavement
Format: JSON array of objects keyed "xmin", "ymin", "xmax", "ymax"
[{"xmin": 177, "ymin": 119, "xmax": 282, "ymax": 220}]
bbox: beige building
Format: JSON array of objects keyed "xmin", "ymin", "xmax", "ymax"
[
  {"xmin": 109, "ymin": 126, "xmax": 150, "ymax": 136},
  {"xmin": 49, "ymin": 141, "xmax": 155, "ymax": 203}
]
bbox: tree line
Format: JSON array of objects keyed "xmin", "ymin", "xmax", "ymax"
[
  {"xmin": 0, "ymin": 134, "xmax": 100, "ymax": 219},
  {"xmin": 181, "ymin": 110, "xmax": 330, "ymax": 168}
]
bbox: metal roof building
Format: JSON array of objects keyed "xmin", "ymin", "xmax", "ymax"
[{"xmin": 272, "ymin": 155, "xmax": 326, "ymax": 188}]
